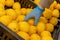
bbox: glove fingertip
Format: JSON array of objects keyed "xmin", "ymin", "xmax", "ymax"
[{"xmin": 34, "ymin": 21, "xmax": 38, "ymax": 26}]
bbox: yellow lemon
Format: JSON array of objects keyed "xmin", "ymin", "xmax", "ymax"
[
  {"xmin": 27, "ymin": 19, "xmax": 34, "ymax": 25},
  {"xmin": 37, "ymin": 22, "xmax": 45, "ymax": 33},
  {"xmin": 42, "ymin": 36, "xmax": 53, "ymax": 40},
  {"xmin": 16, "ymin": 15, "xmax": 25, "ymax": 22},
  {"xmin": 5, "ymin": 0, "xmax": 14, "ymax": 7},
  {"xmin": 0, "ymin": 0, "xmax": 5, "ymax": 5},
  {"xmin": 45, "ymin": 23, "xmax": 54, "ymax": 32},
  {"xmin": 40, "ymin": 31, "xmax": 51, "ymax": 37},
  {"xmin": 56, "ymin": 4, "xmax": 60, "ymax": 10},
  {"xmin": 18, "ymin": 22, "xmax": 30, "ymax": 33},
  {"xmin": 0, "ymin": 10, "xmax": 6, "ymax": 17},
  {"xmin": 43, "ymin": 8, "xmax": 52, "ymax": 19},
  {"xmin": 8, "ymin": 21, "xmax": 19, "ymax": 32},
  {"xmin": 17, "ymin": 31, "xmax": 30, "ymax": 40},
  {"xmin": 30, "ymin": 34, "xmax": 41, "ymax": 40},
  {"xmin": 21, "ymin": 8, "xmax": 27, "ymax": 15},
  {"xmin": 39, "ymin": 16, "xmax": 48, "ymax": 23},
  {"xmin": 49, "ymin": 17, "xmax": 58, "ymax": 26},
  {"xmin": 0, "ymin": 15, "xmax": 12, "ymax": 26},
  {"xmin": 15, "ymin": 9, "xmax": 22, "ymax": 15},
  {"xmin": 6, "ymin": 9, "xmax": 17, "ymax": 20},
  {"xmin": 26, "ymin": 8, "xmax": 33, "ymax": 15},
  {"xmin": 29, "ymin": 26, "xmax": 36, "ymax": 35},
  {"xmin": 49, "ymin": 1, "xmax": 57, "ymax": 10},
  {"xmin": 52, "ymin": 9, "xmax": 59, "ymax": 18},
  {"xmin": 0, "ymin": 3, "xmax": 4, "ymax": 10},
  {"xmin": 34, "ymin": 0, "xmax": 40, "ymax": 4},
  {"xmin": 13, "ymin": 2, "xmax": 21, "ymax": 10}
]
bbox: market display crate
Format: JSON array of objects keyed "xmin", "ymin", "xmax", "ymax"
[{"xmin": 0, "ymin": 0, "xmax": 60, "ymax": 40}]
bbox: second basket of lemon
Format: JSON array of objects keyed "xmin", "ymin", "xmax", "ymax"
[{"xmin": 0, "ymin": 0, "xmax": 60, "ymax": 40}]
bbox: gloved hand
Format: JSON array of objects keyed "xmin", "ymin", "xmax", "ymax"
[
  {"xmin": 25, "ymin": 0, "xmax": 53, "ymax": 26},
  {"xmin": 24, "ymin": 6, "xmax": 44, "ymax": 25}
]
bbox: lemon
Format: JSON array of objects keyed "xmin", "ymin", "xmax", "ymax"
[
  {"xmin": 0, "ymin": 15, "xmax": 12, "ymax": 26},
  {"xmin": 0, "ymin": 10, "xmax": 6, "ymax": 17},
  {"xmin": 6, "ymin": 9, "xmax": 17, "ymax": 20},
  {"xmin": 0, "ymin": 0, "xmax": 5, "ymax": 5},
  {"xmin": 15, "ymin": 9, "xmax": 22, "ymax": 15},
  {"xmin": 39, "ymin": 16, "xmax": 48, "ymax": 23},
  {"xmin": 13, "ymin": 2, "xmax": 21, "ymax": 10},
  {"xmin": 52, "ymin": 9, "xmax": 59, "ymax": 18},
  {"xmin": 30, "ymin": 34, "xmax": 41, "ymax": 40},
  {"xmin": 0, "ymin": 3, "xmax": 4, "ymax": 10},
  {"xmin": 45, "ymin": 23, "xmax": 54, "ymax": 32},
  {"xmin": 27, "ymin": 19, "xmax": 34, "ymax": 25},
  {"xmin": 16, "ymin": 15, "xmax": 25, "ymax": 22},
  {"xmin": 43, "ymin": 8, "xmax": 52, "ymax": 19},
  {"xmin": 37, "ymin": 22, "xmax": 45, "ymax": 33},
  {"xmin": 49, "ymin": 17, "xmax": 58, "ymax": 26},
  {"xmin": 40, "ymin": 31, "xmax": 51, "ymax": 37},
  {"xmin": 49, "ymin": 1, "xmax": 57, "ymax": 10},
  {"xmin": 26, "ymin": 8, "xmax": 33, "ymax": 15},
  {"xmin": 56, "ymin": 4, "xmax": 60, "ymax": 10},
  {"xmin": 21, "ymin": 8, "xmax": 27, "ymax": 15},
  {"xmin": 17, "ymin": 31, "xmax": 30, "ymax": 40},
  {"xmin": 18, "ymin": 22, "xmax": 30, "ymax": 33},
  {"xmin": 42, "ymin": 36, "xmax": 53, "ymax": 40},
  {"xmin": 8, "ymin": 21, "xmax": 19, "ymax": 32},
  {"xmin": 34, "ymin": 0, "xmax": 40, "ymax": 4},
  {"xmin": 5, "ymin": 0, "xmax": 14, "ymax": 7},
  {"xmin": 29, "ymin": 26, "xmax": 36, "ymax": 35}
]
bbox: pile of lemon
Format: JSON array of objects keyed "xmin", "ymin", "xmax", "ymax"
[{"xmin": 0, "ymin": 0, "xmax": 60, "ymax": 40}]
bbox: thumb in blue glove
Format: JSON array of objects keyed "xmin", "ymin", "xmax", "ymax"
[{"xmin": 24, "ymin": 6, "xmax": 44, "ymax": 25}]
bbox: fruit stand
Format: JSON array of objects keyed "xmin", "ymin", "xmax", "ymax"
[{"xmin": 0, "ymin": 0, "xmax": 60, "ymax": 40}]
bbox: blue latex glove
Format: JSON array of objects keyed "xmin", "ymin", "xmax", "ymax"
[{"xmin": 24, "ymin": 6, "xmax": 44, "ymax": 25}]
